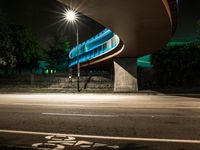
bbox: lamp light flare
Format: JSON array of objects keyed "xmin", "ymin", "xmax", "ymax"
[{"xmin": 65, "ymin": 10, "xmax": 77, "ymax": 22}]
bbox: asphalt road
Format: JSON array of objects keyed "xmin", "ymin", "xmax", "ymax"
[{"xmin": 0, "ymin": 93, "xmax": 200, "ymax": 150}]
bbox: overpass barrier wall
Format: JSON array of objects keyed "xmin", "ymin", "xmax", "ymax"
[{"xmin": 69, "ymin": 28, "xmax": 120, "ymax": 68}]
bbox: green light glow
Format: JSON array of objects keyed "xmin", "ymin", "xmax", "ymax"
[
  {"xmin": 137, "ymin": 55, "xmax": 152, "ymax": 68},
  {"xmin": 45, "ymin": 70, "xmax": 49, "ymax": 74}
]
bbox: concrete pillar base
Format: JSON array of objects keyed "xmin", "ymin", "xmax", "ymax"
[{"xmin": 114, "ymin": 58, "xmax": 138, "ymax": 92}]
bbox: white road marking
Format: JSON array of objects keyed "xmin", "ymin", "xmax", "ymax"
[
  {"xmin": 42, "ymin": 135, "xmax": 119, "ymax": 149},
  {"xmin": 108, "ymin": 145, "xmax": 120, "ymax": 149},
  {"xmin": 32, "ymin": 143, "xmax": 65, "ymax": 149},
  {"xmin": 126, "ymin": 114, "xmax": 200, "ymax": 118},
  {"xmin": 42, "ymin": 113, "xmax": 118, "ymax": 118},
  {"xmin": 93, "ymin": 143, "xmax": 107, "ymax": 147},
  {"xmin": 45, "ymin": 135, "xmax": 76, "ymax": 141},
  {"xmin": 75, "ymin": 141, "xmax": 93, "ymax": 147},
  {"xmin": 62, "ymin": 141, "xmax": 76, "ymax": 146},
  {"xmin": 0, "ymin": 129, "xmax": 200, "ymax": 144},
  {"xmin": 42, "ymin": 113, "xmax": 200, "ymax": 118}
]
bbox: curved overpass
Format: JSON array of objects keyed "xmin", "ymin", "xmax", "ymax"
[
  {"xmin": 58, "ymin": 0, "xmax": 178, "ymax": 91},
  {"xmin": 69, "ymin": 28, "xmax": 123, "ymax": 68}
]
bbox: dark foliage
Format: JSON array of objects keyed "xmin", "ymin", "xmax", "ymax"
[
  {"xmin": 151, "ymin": 43, "xmax": 200, "ymax": 88},
  {"xmin": 9, "ymin": 24, "xmax": 44, "ymax": 72},
  {"xmin": 47, "ymin": 32, "xmax": 70, "ymax": 72},
  {"xmin": 0, "ymin": 10, "xmax": 16, "ymax": 68},
  {"xmin": 0, "ymin": 10, "xmax": 46, "ymax": 74}
]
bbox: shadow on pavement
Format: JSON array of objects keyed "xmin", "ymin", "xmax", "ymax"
[
  {"xmin": 0, "ymin": 144, "xmax": 155, "ymax": 150},
  {"xmin": 0, "ymin": 145, "xmax": 35, "ymax": 150},
  {"xmin": 76, "ymin": 143, "xmax": 155, "ymax": 150},
  {"xmin": 155, "ymin": 89, "xmax": 200, "ymax": 99},
  {"xmin": 170, "ymin": 94, "xmax": 200, "ymax": 99},
  {"xmin": 118, "ymin": 143, "xmax": 156, "ymax": 150}
]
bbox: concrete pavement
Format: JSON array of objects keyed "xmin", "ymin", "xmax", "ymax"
[{"xmin": 0, "ymin": 94, "xmax": 199, "ymax": 149}]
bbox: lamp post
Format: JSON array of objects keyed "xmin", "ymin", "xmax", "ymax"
[
  {"xmin": 76, "ymin": 28, "xmax": 80, "ymax": 92},
  {"xmin": 65, "ymin": 10, "xmax": 80, "ymax": 92}
]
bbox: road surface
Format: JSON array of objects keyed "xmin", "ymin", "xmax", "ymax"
[{"xmin": 0, "ymin": 93, "xmax": 199, "ymax": 150}]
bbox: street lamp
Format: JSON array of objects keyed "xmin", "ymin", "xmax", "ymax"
[{"xmin": 65, "ymin": 10, "xmax": 80, "ymax": 92}]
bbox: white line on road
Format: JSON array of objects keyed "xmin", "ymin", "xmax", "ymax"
[
  {"xmin": 0, "ymin": 129, "xmax": 200, "ymax": 144},
  {"xmin": 42, "ymin": 113, "xmax": 200, "ymax": 118},
  {"xmin": 42, "ymin": 113, "xmax": 118, "ymax": 118},
  {"xmin": 126, "ymin": 114, "xmax": 200, "ymax": 118}
]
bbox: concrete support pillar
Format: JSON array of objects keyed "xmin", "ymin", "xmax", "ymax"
[{"xmin": 114, "ymin": 58, "xmax": 138, "ymax": 92}]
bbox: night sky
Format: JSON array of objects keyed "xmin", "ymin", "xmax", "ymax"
[
  {"xmin": 0, "ymin": 0, "xmax": 104, "ymax": 48},
  {"xmin": 0, "ymin": 0, "xmax": 200, "ymax": 47}
]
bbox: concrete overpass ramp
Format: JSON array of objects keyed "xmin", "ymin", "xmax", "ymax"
[{"xmin": 58, "ymin": 0, "xmax": 178, "ymax": 92}]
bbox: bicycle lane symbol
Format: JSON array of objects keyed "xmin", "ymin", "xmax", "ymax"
[{"xmin": 32, "ymin": 134, "xmax": 120, "ymax": 149}]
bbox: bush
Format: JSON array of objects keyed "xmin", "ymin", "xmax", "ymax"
[{"xmin": 151, "ymin": 43, "xmax": 200, "ymax": 88}]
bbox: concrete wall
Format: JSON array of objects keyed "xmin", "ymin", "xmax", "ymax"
[
  {"xmin": 0, "ymin": 73, "xmax": 113, "ymax": 91},
  {"xmin": 114, "ymin": 58, "xmax": 138, "ymax": 92}
]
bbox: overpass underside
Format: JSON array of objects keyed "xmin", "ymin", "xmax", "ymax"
[{"xmin": 59, "ymin": 0, "xmax": 178, "ymax": 92}]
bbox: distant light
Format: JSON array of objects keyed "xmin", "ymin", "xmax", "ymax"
[
  {"xmin": 65, "ymin": 10, "xmax": 77, "ymax": 23},
  {"xmin": 45, "ymin": 70, "xmax": 49, "ymax": 74},
  {"xmin": 51, "ymin": 70, "xmax": 54, "ymax": 74}
]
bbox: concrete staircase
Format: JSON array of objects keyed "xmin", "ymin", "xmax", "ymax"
[
  {"xmin": 49, "ymin": 74, "xmax": 113, "ymax": 91},
  {"xmin": 0, "ymin": 73, "xmax": 114, "ymax": 92}
]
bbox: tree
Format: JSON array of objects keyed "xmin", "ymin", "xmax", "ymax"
[
  {"xmin": 0, "ymin": 10, "xmax": 46, "ymax": 75},
  {"xmin": 10, "ymin": 25, "xmax": 43, "ymax": 73},
  {"xmin": 47, "ymin": 32, "xmax": 70, "ymax": 72},
  {"xmin": 197, "ymin": 22, "xmax": 200, "ymax": 48},
  {"xmin": 151, "ymin": 43, "xmax": 200, "ymax": 88},
  {"xmin": 0, "ymin": 10, "xmax": 16, "ymax": 71}
]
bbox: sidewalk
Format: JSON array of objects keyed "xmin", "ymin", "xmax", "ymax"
[
  {"xmin": 0, "ymin": 87, "xmax": 160, "ymax": 95},
  {"xmin": 0, "ymin": 88, "xmax": 113, "ymax": 94},
  {"xmin": 0, "ymin": 88, "xmax": 199, "ymax": 98}
]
